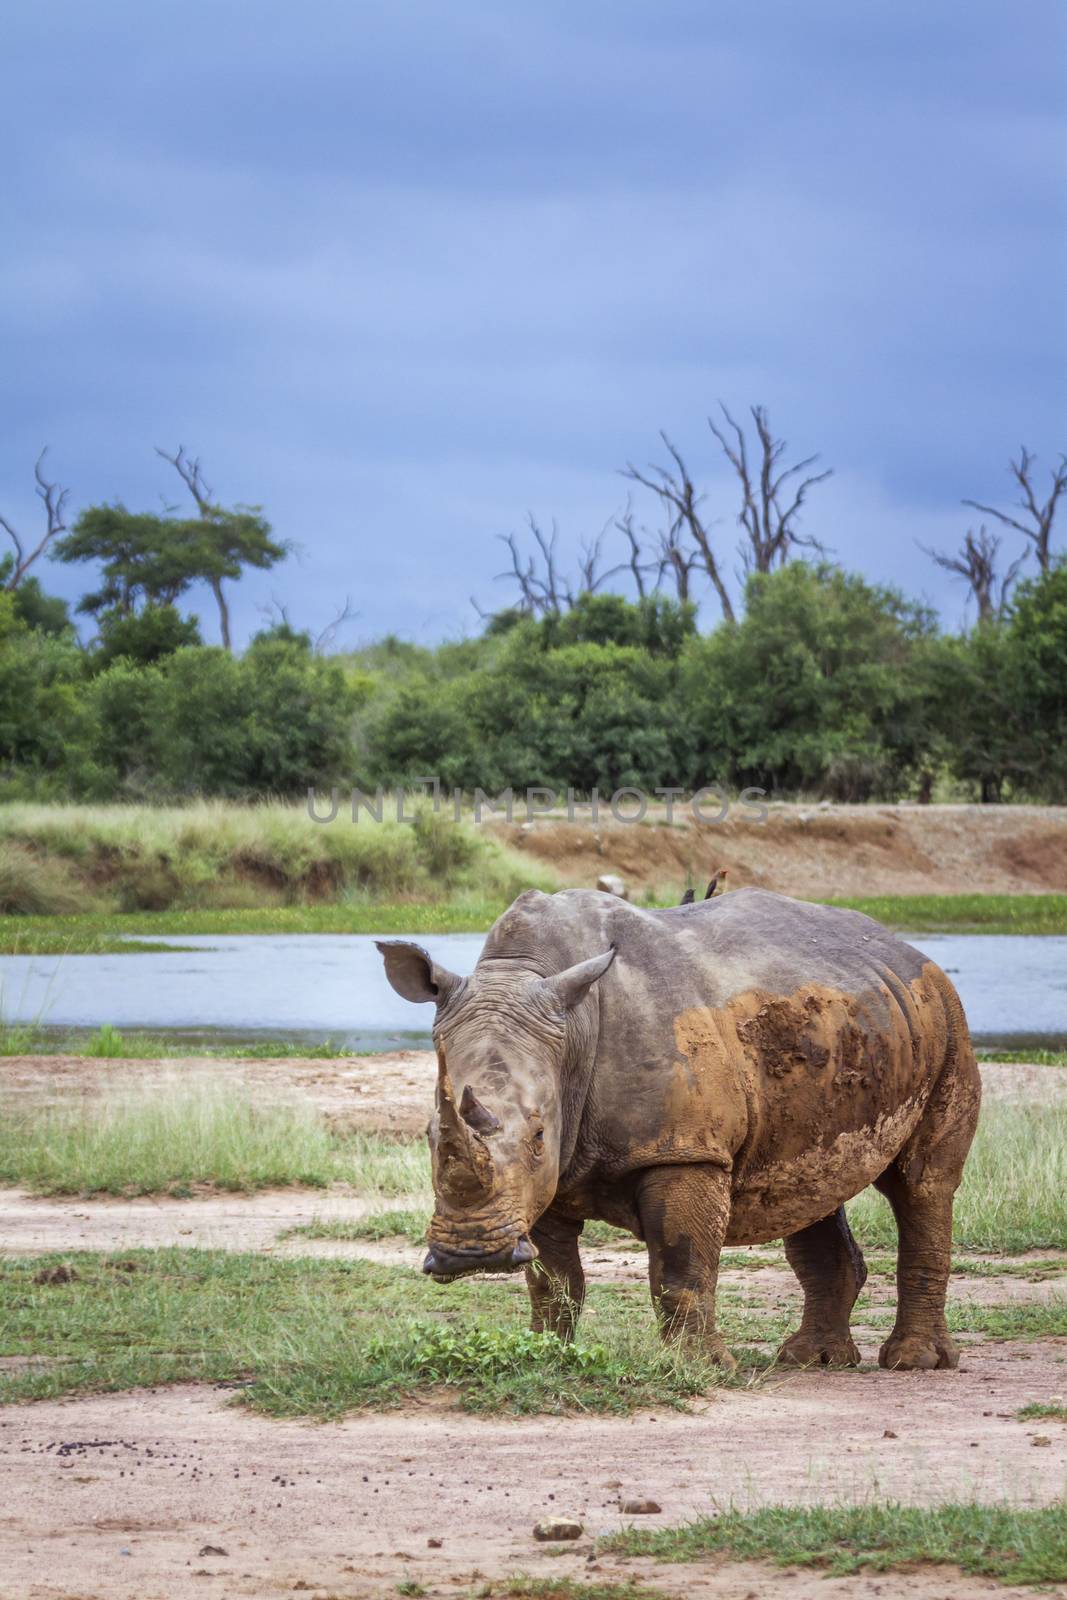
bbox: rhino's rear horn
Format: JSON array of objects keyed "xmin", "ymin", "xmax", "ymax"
[{"xmin": 459, "ymin": 1085, "xmax": 502, "ymax": 1134}]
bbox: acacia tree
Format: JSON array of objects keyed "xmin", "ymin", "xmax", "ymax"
[
  {"xmin": 53, "ymin": 505, "xmax": 204, "ymax": 616},
  {"xmin": 156, "ymin": 446, "xmax": 286, "ymax": 651},
  {"xmin": 920, "ymin": 525, "xmax": 1024, "ymax": 626},
  {"xmin": 0, "ymin": 450, "xmax": 69, "ymax": 590},
  {"xmin": 963, "ymin": 447, "xmax": 1066, "ymax": 576}
]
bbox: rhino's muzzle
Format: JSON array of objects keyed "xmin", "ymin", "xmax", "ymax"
[{"xmin": 422, "ymin": 1234, "xmax": 537, "ymax": 1281}]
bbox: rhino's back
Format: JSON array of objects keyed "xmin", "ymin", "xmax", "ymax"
[{"xmin": 486, "ymin": 888, "xmax": 972, "ymax": 1242}]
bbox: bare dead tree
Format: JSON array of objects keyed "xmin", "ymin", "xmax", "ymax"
[
  {"xmin": 614, "ymin": 503, "xmax": 647, "ymax": 599},
  {"xmin": 313, "ymin": 595, "xmax": 358, "ymax": 653},
  {"xmin": 622, "ymin": 433, "xmax": 736, "ymax": 621},
  {"xmin": 707, "ymin": 403, "xmax": 832, "ymax": 574},
  {"xmin": 613, "ymin": 501, "xmax": 654, "ymax": 599},
  {"xmin": 654, "ymin": 510, "xmax": 703, "ymax": 603},
  {"xmin": 257, "ymin": 593, "xmax": 292, "ymax": 630},
  {"xmin": 920, "ymin": 526, "xmax": 1025, "ymax": 625},
  {"xmin": 963, "ymin": 447, "xmax": 1067, "ymax": 575},
  {"xmin": 614, "ymin": 498, "xmax": 697, "ymax": 603},
  {"xmin": 493, "ymin": 513, "xmax": 625, "ymax": 616},
  {"xmin": 0, "ymin": 450, "xmax": 69, "ymax": 589}
]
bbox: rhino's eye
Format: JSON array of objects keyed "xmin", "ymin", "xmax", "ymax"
[{"xmin": 530, "ymin": 1124, "xmax": 545, "ymax": 1157}]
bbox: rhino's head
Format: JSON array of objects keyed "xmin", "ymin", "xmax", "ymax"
[{"xmin": 376, "ymin": 939, "xmax": 615, "ymax": 1281}]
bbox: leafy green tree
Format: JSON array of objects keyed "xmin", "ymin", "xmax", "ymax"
[
  {"xmin": 92, "ymin": 604, "xmax": 203, "ymax": 670},
  {"xmin": 542, "ymin": 592, "xmax": 697, "ymax": 657},
  {"xmin": 0, "ymin": 593, "xmax": 88, "ymax": 793},
  {"xmin": 0, "ymin": 560, "xmax": 72, "ymax": 635},
  {"xmin": 1007, "ymin": 561, "xmax": 1067, "ymax": 799},
  {"xmin": 678, "ymin": 563, "xmax": 939, "ymax": 798}
]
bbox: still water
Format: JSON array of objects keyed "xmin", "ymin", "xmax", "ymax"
[{"xmin": 0, "ymin": 932, "xmax": 1064, "ymax": 1053}]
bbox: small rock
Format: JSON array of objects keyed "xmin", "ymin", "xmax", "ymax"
[
  {"xmin": 198, "ymin": 1545, "xmax": 228, "ymax": 1557},
  {"xmin": 621, "ymin": 1498, "xmax": 661, "ymax": 1515},
  {"xmin": 602, "ymin": 1479, "xmax": 622, "ymax": 1489},
  {"xmin": 596, "ymin": 873, "xmax": 628, "ymax": 899},
  {"xmin": 882, "ymin": 1428, "xmax": 898, "ymax": 1439},
  {"xmin": 427, "ymin": 1537, "xmax": 443, "ymax": 1548},
  {"xmin": 1032, "ymin": 1435, "xmax": 1052, "ymax": 1447},
  {"xmin": 533, "ymin": 1517, "xmax": 583, "ymax": 1541}
]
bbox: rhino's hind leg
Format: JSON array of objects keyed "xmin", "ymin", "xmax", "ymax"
[
  {"xmin": 525, "ymin": 1210, "xmax": 585, "ymax": 1342},
  {"xmin": 877, "ymin": 1033, "xmax": 981, "ymax": 1372},
  {"xmin": 777, "ymin": 1206, "xmax": 867, "ymax": 1368},
  {"xmin": 636, "ymin": 1163, "xmax": 736, "ymax": 1369}
]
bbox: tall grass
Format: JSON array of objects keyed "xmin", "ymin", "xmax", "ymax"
[
  {"xmin": 849, "ymin": 1102, "xmax": 1067, "ymax": 1252},
  {"xmin": 0, "ymin": 800, "xmax": 555, "ymax": 915},
  {"xmin": 0, "ymin": 1079, "xmax": 431, "ymax": 1197}
]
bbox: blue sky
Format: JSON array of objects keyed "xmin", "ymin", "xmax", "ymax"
[{"xmin": 3, "ymin": 2, "xmax": 1065, "ymax": 647}]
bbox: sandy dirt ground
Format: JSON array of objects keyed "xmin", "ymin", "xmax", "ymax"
[
  {"xmin": 1, "ymin": 1346, "xmax": 1066, "ymax": 1600},
  {"xmin": 2, "ymin": 1053, "xmax": 1066, "ymax": 1598},
  {"xmin": 490, "ymin": 801, "xmax": 1067, "ymax": 899}
]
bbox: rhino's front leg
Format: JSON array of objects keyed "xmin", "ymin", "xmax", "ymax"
[
  {"xmin": 636, "ymin": 1163, "xmax": 736, "ymax": 1369},
  {"xmin": 524, "ymin": 1209, "xmax": 585, "ymax": 1342}
]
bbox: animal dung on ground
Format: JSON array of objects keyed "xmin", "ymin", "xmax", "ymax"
[
  {"xmin": 620, "ymin": 1497, "xmax": 662, "ymax": 1515},
  {"xmin": 533, "ymin": 1517, "xmax": 583, "ymax": 1540},
  {"xmin": 32, "ymin": 1265, "xmax": 79, "ymax": 1286}
]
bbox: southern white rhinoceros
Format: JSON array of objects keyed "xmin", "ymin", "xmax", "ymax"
[{"xmin": 377, "ymin": 886, "xmax": 981, "ymax": 1371}]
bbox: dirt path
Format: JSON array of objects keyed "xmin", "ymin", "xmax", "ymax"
[{"xmin": 2, "ymin": 1343, "xmax": 1065, "ymax": 1600}]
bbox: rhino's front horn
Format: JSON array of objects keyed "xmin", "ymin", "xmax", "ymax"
[{"xmin": 436, "ymin": 1048, "xmax": 494, "ymax": 1201}]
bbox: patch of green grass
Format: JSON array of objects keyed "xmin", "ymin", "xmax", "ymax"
[
  {"xmin": 945, "ymin": 1300, "xmax": 1067, "ymax": 1339},
  {"xmin": 483, "ymin": 1582, "xmax": 664, "ymax": 1600},
  {"xmin": 1019, "ymin": 1402, "xmax": 1067, "ymax": 1423},
  {"xmin": 976, "ymin": 1048, "xmax": 1067, "ymax": 1067},
  {"xmin": 0, "ymin": 1251, "xmax": 721, "ymax": 1417},
  {"xmin": 81, "ymin": 1023, "xmax": 159, "ymax": 1059},
  {"xmin": 0, "ymin": 898, "xmax": 518, "ymax": 954},
  {"xmin": 827, "ymin": 892, "xmax": 1067, "ymax": 935},
  {"xmin": 602, "ymin": 1502, "xmax": 1067, "ymax": 1585},
  {"xmin": 0, "ymin": 1080, "xmax": 430, "ymax": 1198},
  {"xmin": 0, "ymin": 1022, "xmax": 371, "ymax": 1058},
  {"xmin": 285, "ymin": 1213, "xmax": 651, "ymax": 1251},
  {"xmin": 285, "ymin": 1209, "xmax": 430, "ymax": 1246},
  {"xmin": 849, "ymin": 1102, "xmax": 1067, "ymax": 1253}
]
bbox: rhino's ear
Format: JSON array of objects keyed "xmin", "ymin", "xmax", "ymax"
[
  {"xmin": 376, "ymin": 940, "xmax": 461, "ymax": 1005},
  {"xmin": 539, "ymin": 947, "xmax": 616, "ymax": 1012}
]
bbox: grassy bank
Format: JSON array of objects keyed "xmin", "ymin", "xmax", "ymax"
[
  {"xmin": 0, "ymin": 801, "xmax": 552, "ymax": 922},
  {"xmin": 1, "ymin": 801, "xmax": 1065, "ymax": 948}
]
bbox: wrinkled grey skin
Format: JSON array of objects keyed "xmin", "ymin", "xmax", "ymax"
[{"xmin": 377, "ymin": 887, "xmax": 980, "ymax": 1371}]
